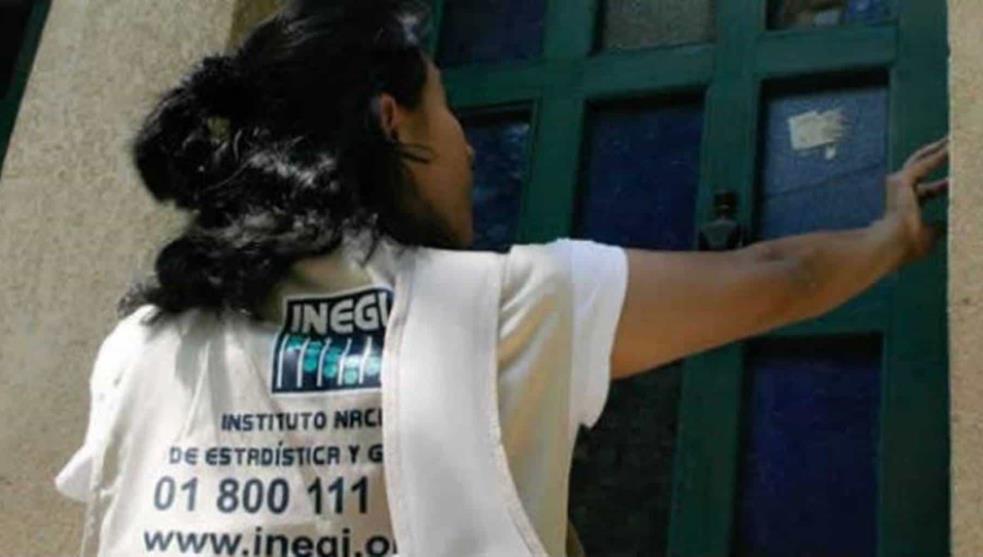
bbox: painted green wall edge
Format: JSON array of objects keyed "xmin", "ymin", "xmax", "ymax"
[{"xmin": 0, "ymin": 0, "xmax": 52, "ymax": 179}]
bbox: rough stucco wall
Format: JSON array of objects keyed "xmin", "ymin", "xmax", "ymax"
[
  {"xmin": 0, "ymin": 1, "xmax": 239, "ymax": 554},
  {"xmin": 949, "ymin": 1, "xmax": 983, "ymax": 555}
]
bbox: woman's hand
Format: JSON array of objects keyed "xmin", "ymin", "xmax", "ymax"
[{"xmin": 883, "ymin": 135, "xmax": 950, "ymax": 266}]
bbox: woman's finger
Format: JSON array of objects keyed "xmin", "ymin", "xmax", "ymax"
[
  {"xmin": 904, "ymin": 137, "xmax": 946, "ymax": 167},
  {"xmin": 906, "ymin": 144, "xmax": 949, "ymax": 182},
  {"xmin": 904, "ymin": 136, "xmax": 949, "ymax": 168},
  {"xmin": 916, "ymin": 177, "xmax": 949, "ymax": 202}
]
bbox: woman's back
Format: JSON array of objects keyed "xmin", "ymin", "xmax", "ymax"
[{"xmin": 55, "ymin": 233, "xmax": 627, "ymax": 556}]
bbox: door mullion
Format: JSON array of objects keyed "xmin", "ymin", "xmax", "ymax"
[
  {"xmin": 518, "ymin": 95, "xmax": 585, "ymax": 241},
  {"xmin": 424, "ymin": 0, "xmax": 444, "ymax": 57},
  {"xmin": 513, "ymin": 0, "xmax": 594, "ymax": 241},
  {"xmin": 879, "ymin": 0, "xmax": 950, "ymax": 554},
  {"xmin": 668, "ymin": 0, "xmax": 766, "ymax": 554},
  {"xmin": 543, "ymin": 0, "xmax": 596, "ymax": 60}
]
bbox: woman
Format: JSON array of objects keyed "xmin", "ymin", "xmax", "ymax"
[{"xmin": 53, "ymin": 0, "xmax": 949, "ymax": 555}]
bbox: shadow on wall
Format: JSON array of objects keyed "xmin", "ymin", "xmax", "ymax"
[{"xmin": 229, "ymin": 0, "xmax": 281, "ymax": 48}]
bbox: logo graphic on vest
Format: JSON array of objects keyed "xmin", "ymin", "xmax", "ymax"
[{"xmin": 272, "ymin": 287, "xmax": 393, "ymax": 394}]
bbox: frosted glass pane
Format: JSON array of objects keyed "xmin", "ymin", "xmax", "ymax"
[
  {"xmin": 570, "ymin": 363, "xmax": 682, "ymax": 555},
  {"xmin": 769, "ymin": 0, "xmax": 891, "ymax": 30},
  {"xmin": 436, "ymin": 0, "xmax": 546, "ymax": 67},
  {"xmin": 461, "ymin": 112, "xmax": 531, "ymax": 252},
  {"xmin": 600, "ymin": 0, "xmax": 715, "ymax": 51},
  {"xmin": 756, "ymin": 75, "xmax": 889, "ymax": 240},
  {"xmin": 736, "ymin": 335, "xmax": 881, "ymax": 557}
]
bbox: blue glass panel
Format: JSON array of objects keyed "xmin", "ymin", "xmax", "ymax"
[
  {"xmin": 736, "ymin": 335, "xmax": 881, "ymax": 557},
  {"xmin": 461, "ymin": 111, "xmax": 531, "ymax": 252},
  {"xmin": 769, "ymin": 0, "xmax": 891, "ymax": 29},
  {"xmin": 0, "ymin": 0, "xmax": 32, "ymax": 97},
  {"xmin": 577, "ymin": 99, "xmax": 703, "ymax": 250},
  {"xmin": 436, "ymin": 0, "xmax": 546, "ymax": 67},
  {"xmin": 756, "ymin": 75, "xmax": 888, "ymax": 240},
  {"xmin": 600, "ymin": 0, "xmax": 715, "ymax": 51}
]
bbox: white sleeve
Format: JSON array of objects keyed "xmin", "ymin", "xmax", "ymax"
[
  {"xmin": 549, "ymin": 238, "xmax": 628, "ymax": 430},
  {"xmin": 53, "ymin": 305, "xmax": 155, "ymax": 503}
]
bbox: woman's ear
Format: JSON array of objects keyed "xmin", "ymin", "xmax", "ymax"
[{"xmin": 376, "ymin": 92, "xmax": 402, "ymax": 141}]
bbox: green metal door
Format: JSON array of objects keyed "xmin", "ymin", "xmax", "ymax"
[{"xmin": 431, "ymin": 0, "xmax": 948, "ymax": 554}]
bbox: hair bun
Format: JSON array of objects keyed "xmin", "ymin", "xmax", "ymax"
[{"xmin": 187, "ymin": 54, "xmax": 252, "ymax": 120}]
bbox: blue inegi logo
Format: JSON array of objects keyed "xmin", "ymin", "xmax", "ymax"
[{"xmin": 272, "ymin": 287, "xmax": 393, "ymax": 394}]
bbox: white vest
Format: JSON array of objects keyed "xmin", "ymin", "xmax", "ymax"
[
  {"xmin": 73, "ymin": 245, "xmax": 563, "ymax": 556},
  {"xmin": 381, "ymin": 247, "xmax": 549, "ymax": 556}
]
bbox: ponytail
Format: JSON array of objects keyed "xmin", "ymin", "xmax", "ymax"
[
  {"xmin": 119, "ymin": 1, "xmax": 435, "ymax": 324},
  {"xmin": 130, "ymin": 54, "xmax": 253, "ymax": 211}
]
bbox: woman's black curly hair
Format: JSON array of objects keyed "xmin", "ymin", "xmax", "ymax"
[{"xmin": 119, "ymin": 0, "xmax": 455, "ymax": 324}]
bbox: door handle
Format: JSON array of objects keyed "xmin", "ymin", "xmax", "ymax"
[{"xmin": 698, "ymin": 190, "xmax": 744, "ymax": 251}]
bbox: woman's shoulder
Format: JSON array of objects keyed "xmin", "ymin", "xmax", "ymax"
[
  {"xmin": 413, "ymin": 238, "xmax": 625, "ymax": 314},
  {"xmin": 413, "ymin": 241, "xmax": 574, "ymax": 292},
  {"xmin": 100, "ymin": 304, "xmax": 161, "ymax": 353},
  {"xmin": 496, "ymin": 241, "xmax": 581, "ymax": 323},
  {"xmin": 94, "ymin": 304, "xmax": 207, "ymax": 376},
  {"xmin": 82, "ymin": 304, "xmax": 162, "ymax": 415},
  {"xmin": 503, "ymin": 242, "xmax": 573, "ymax": 287},
  {"xmin": 497, "ymin": 238, "xmax": 627, "ymax": 321}
]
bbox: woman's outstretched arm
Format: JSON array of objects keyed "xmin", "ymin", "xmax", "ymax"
[
  {"xmin": 610, "ymin": 218, "xmax": 906, "ymax": 379},
  {"xmin": 610, "ymin": 136, "xmax": 949, "ymax": 380}
]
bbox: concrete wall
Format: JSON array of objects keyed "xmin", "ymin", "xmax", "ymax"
[
  {"xmin": 948, "ymin": 1, "xmax": 983, "ymax": 555},
  {"xmin": 0, "ymin": 1, "xmax": 239, "ymax": 554}
]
